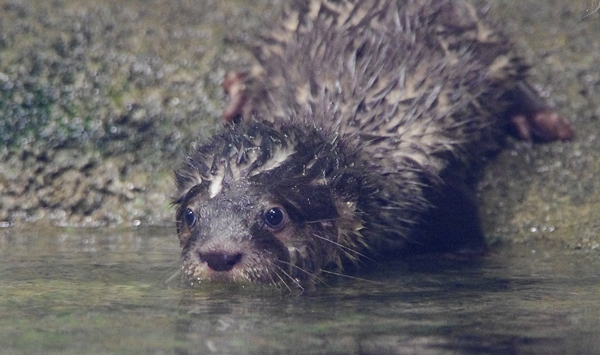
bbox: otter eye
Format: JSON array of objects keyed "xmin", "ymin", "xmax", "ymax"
[
  {"xmin": 184, "ymin": 208, "xmax": 196, "ymax": 228},
  {"xmin": 264, "ymin": 207, "xmax": 286, "ymax": 230}
]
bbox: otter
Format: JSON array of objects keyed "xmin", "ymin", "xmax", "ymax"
[{"xmin": 173, "ymin": 0, "xmax": 573, "ymax": 288}]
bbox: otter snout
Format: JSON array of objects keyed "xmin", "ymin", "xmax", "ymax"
[{"xmin": 199, "ymin": 251, "xmax": 243, "ymax": 272}]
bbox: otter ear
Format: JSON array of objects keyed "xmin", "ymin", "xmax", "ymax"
[
  {"xmin": 172, "ymin": 183, "xmax": 206, "ymax": 210},
  {"xmin": 173, "ymin": 153, "xmax": 212, "ymax": 201},
  {"xmin": 174, "ymin": 170, "xmax": 201, "ymax": 199},
  {"xmin": 173, "ymin": 165, "xmax": 206, "ymax": 207}
]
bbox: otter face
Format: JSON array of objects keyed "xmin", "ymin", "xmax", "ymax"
[
  {"xmin": 175, "ymin": 168, "xmax": 344, "ymax": 288},
  {"xmin": 173, "ymin": 123, "xmax": 365, "ymax": 288},
  {"xmin": 177, "ymin": 180, "xmax": 285, "ymax": 285}
]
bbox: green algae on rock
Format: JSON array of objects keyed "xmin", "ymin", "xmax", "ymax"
[{"xmin": 0, "ymin": 0, "xmax": 254, "ymax": 226}]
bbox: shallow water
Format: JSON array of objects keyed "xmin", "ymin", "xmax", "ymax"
[{"xmin": 1, "ymin": 227, "xmax": 599, "ymax": 355}]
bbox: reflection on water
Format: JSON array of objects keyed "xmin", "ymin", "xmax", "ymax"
[{"xmin": 1, "ymin": 227, "xmax": 599, "ymax": 354}]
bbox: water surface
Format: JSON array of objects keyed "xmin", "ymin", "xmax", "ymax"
[{"xmin": 1, "ymin": 227, "xmax": 599, "ymax": 354}]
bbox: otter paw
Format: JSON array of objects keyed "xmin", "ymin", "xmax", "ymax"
[
  {"xmin": 222, "ymin": 71, "xmax": 248, "ymax": 124},
  {"xmin": 511, "ymin": 109, "xmax": 574, "ymax": 142}
]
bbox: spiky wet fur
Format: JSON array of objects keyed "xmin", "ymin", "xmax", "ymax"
[
  {"xmin": 175, "ymin": 0, "xmax": 539, "ymax": 288},
  {"xmin": 174, "ymin": 121, "xmax": 402, "ymax": 287}
]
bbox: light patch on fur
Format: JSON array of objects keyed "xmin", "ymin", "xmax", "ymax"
[
  {"xmin": 261, "ymin": 43, "xmax": 285, "ymax": 58},
  {"xmin": 488, "ymin": 55, "xmax": 510, "ymax": 79},
  {"xmin": 253, "ymin": 146, "xmax": 295, "ymax": 176},
  {"xmin": 379, "ymin": 64, "xmax": 430, "ymax": 110},
  {"xmin": 208, "ymin": 164, "xmax": 225, "ymax": 198},
  {"xmin": 231, "ymin": 149, "xmax": 259, "ymax": 181},
  {"xmin": 308, "ymin": 0, "xmax": 321, "ymax": 21},
  {"xmin": 310, "ymin": 177, "xmax": 328, "ymax": 186},
  {"xmin": 436, "ymin": 38, "xmax": 460, "ymax": 66},
  {"xmin": 283, "ymin": 10, "xmax": 300, "ymax": 33},
  {"xmin": 251, "ymin": 64, "xmax": 265, "ymax": 77},
  {"xmin": 463, "ymin": 2, "xmax": 494, "ymax": 43},
  {"xmin": 271, "ymin": 12, "xmax": 298, "ymax": 44},
  {"xmin": 321, "ymin": 0, "xmax": 356, "ymax": 28},
  {"xmin": 348, "ymin": 5, "xmax": 368, "ymax": 27},
  {"xmin": 296, "ymin": 82, "xmax": 311, "ymax": 106}
]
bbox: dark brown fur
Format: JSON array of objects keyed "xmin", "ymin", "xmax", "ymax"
[{"xmin": 174, "ymin": 0, "xmax": 572, "ymax": 288}]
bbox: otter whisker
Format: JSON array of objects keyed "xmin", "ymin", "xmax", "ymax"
[
  {"xmin": 304, "ymin": 218, "xmax": 337, "ymax": 224},
  {"xmin": 583, "ymin": 2, "xmax": 600, "ymax": 19},
  {"xmin": 312, "ymin": 233, "xmax": 372, "ymax": 263},
  {"xmin": 271, "ymin": 266, "xmax": 294, "ymax": 293},
  {"xmin": 320, "ymin": 269, "xmax": 384, "ymax": 285},
  {"xmin": 277, "ymin": 259, "xmax": 329, "ymax": 288},
  {"xmin": 271, "ymin": 261, "xmax": 307, "ymax": 291},
  {"xmin": 164, "ymin": 269, "xmax": 182, "ymax": 285}
]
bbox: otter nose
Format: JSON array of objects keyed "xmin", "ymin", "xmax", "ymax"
[{"xmin": 199, "ymin": 252, "xmax": 243, "ymax": 272}]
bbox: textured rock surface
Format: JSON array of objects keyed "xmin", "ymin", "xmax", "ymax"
[
  {"xmin": 476, "ymin": 0, "xmax": 600, "ymax": 254},
  {"xmin": 0, "ymin": 0, "xmax": 278, "ymax": 226}
]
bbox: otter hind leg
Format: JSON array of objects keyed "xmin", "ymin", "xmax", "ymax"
[
  {"xmin": 222, "ymin": 71, "xmax": 249, "ymax": 124},
  {"xmin": 508, "ymin": 81, "xmax": 574, "ymax": 141}
]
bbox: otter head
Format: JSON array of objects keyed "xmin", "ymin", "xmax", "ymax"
[{"xmin": 174, "ymin": 123, "xmax": 363, "ymax": 288}]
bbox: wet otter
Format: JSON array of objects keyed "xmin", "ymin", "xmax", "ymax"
[{"xmin": 174, "ymin": 0, "xmax": 573, "ymax": 288}]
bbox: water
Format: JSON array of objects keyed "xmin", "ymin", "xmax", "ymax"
[{"xmin": 1, "ymin": 227, "xmax": 599, "ymax": 354}]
